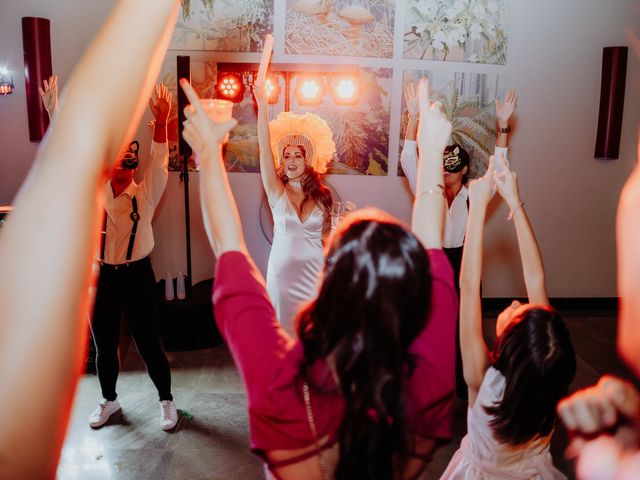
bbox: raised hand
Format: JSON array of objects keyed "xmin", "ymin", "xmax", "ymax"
[
  {"xmin": 495, "ymin": 89, "xmax": 517, "ymax": 125},
  {"xmin": 38, "ymin": 74, "xmax": 58, "ymax": 118},
  {"xmin": 417, "ymin": 78, "xmax": 452, "ymax": 155},
  {"xmin": 180, "ymin": 79, "xmax": 237, "ymax": 157},
  {"xmin": 493, "ymin": 151, "xmax": 520, "ymax": 209},
  {"xmin": 468, "ymin": 156, "xmax": 496, "ymax": 208},
  {"xmin": 404, "ymin": 82, "xmax": 419, "ymax": 119},
  {"xmin": 149, "ymin": 83, "xmax": 172, "ymax": 125}
]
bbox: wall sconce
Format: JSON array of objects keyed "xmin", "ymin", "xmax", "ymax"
[
  {"xmin": 0, "ymin": 67, "xmax": 15, "ymax": 95},
  {"xmin": 594, "ymin": 46, "xmax": 628, "ymax": 160},
  {"xmin": 22, "ymin": 17, "xmax": 53, "ymax": 141}
]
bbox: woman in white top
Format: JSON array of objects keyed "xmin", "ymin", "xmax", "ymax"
[
  {"xmin": 253, "ymin": 81, "xmax": 334, "ymax": 335},
  {"xmin": 440, "ymin": 154, "xmax": 577, "ymax": 479}
]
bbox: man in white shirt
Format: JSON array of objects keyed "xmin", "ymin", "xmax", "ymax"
[
  {"xmin": 40, "ymin": 78, "xmax": 179, "ymax": 429},
  {"xmin": 88, "ymin": 84, "xmax": 178, "ymax": 430},
  {"xmin": 400, "ymin": 84, "xmax": 518, "ymax": 399}
]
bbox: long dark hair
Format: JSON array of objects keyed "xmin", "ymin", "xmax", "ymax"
[
  {"xmin": 297, "ymin": 209, "xmax": 432, "ymax": 479},
  {"xmin": 485, "ymin": 305, "xmax": 576, "ymax": 445},
  {"xmin": 278, "ymin": 145, "xmax": 333, "ymax": 229}
]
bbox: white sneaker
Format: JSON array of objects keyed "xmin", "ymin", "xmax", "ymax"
[
  {"xmin": 160, "ymin": 400, "xmax": 178, "ymax": 431},
  {"xmin": 89, "ymin": 399, "xmax": 121, "ymax": 428}
]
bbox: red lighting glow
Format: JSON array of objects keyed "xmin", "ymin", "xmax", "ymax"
[
  {"xmin": 220, "ymin": 77, "xmax": 238, "ymax": 96},
  {"xmin": 216, "ymin": 73, "xmax": 245, "ymax": 103}
]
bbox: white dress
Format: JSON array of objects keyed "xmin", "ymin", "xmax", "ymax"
[
  {"xmin": 266, "ymin": 193, "xmax": 324, "ymax": 335},
  {"xmin": 440, "ymin": 367, "xmax": 566, "ymax": 480}
]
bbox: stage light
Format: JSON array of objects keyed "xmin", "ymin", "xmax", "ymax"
[
  {"xmin": 216, "ymin": 72, "xmax": 245, "ymax": 103},
  {"xmin": 333, "ymin": 77, "xmax": 358, "ymax": 105},
  {"xmin": 265, "ymin": 74, "xmax": 280, "ymax": 104},
  {"xmin": 294, "ymin": 76, "xmax": 324, "ymax": 105}
]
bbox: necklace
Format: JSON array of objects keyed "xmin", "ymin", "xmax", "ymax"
[{"xmin": 288, "ymin": 180, "xmax": 302, "ymax": 189}]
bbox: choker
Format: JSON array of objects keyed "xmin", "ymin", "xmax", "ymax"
[{"xmin": 288, "ymin": 180, "xmax": 302, "ymax": 189}]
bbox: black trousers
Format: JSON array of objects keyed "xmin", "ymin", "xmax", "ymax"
[
  {"xmin": 443, "ymin": 246, "xmax": 467, "ymax": 401},
  {"xmin": 91, "ymin": 256, "xmax": 172, "ymax": 402}
]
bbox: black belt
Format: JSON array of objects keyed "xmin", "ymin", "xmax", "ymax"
[{"xmin": 99, "ymin": 255, "xmax": 150, "ymax": 271}]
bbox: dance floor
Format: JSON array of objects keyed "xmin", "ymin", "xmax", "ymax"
[{"xmin": 57, "ymin": 309, "xmax": 629, "ymax": 480}]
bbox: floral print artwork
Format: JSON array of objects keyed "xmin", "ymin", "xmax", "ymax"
[{"xmin": 403, "ymin": 0, "xmax": 509, "ymax": 64}]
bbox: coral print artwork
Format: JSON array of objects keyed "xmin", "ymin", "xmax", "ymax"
[
  {"xmin": 172, "ymin": 0, "xmax": 274, "ymax": 52},
  {"xmin": 285, "ymin": 0, "xmax": 395, "ymax": 58},
  {"xmin": 404, "ymin": 0, "xmax": 509, "ymax": 64}
]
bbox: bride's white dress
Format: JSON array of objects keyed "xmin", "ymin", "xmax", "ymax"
[{"xmin": 266, "ymin": 193, "xmax": 324, "ymax": 335}]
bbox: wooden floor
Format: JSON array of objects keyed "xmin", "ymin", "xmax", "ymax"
[{"xmin": 57, "ymin": 311, "xmax": 630, "ymax": 480}]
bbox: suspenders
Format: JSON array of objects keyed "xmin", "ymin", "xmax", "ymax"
[
  {"xmin": 100, "ymin": 196, "xmax": 140, "ymax": 264},
  {"xmin": 127, "ymin": 197, "xmax": 140, "ymax": 262}
]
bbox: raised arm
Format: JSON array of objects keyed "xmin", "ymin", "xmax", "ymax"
[
  {"xmin": 495, "ymin": 89, "xmax": 517, "ymax": 150},
  {"xmin": 459, "ymin": 160, "xmax": 495, "ymax": 404},
  {"xmin": 180, "ymin": 80, "xmax": 246, "ymax": 256},
  {"xmin": 399, "ymin": 82, "xmax": 419, "ymax": 194},
  {"xmin": 253, "ymin": 82, "xmax": 284, "ymax": 205},
  {"xmin": 494, "ymin": 154, "xmax": 549, "ymax": 305},
  {"xmin": 142, "ymin": 83, "xmax": 171, "ymax": 207},
  {"xmin": 0, "ymin": 1, "xmax": 179, "ymax": 477},
  {"xmin": 38, "ymin": 74, "xmax": 58, "ymax": 120},
  {"xmin": 617, "ymin": 135, "xmax": 640, "ymax": 376},
  {"xmin": 411, "ymin": 78, "xmax": 451, "ymax": 249},
  {"xmin": 149, "ymin": 82, "xmax": 171, "ymax": 144}
]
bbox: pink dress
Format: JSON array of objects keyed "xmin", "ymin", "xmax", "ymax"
[
  {"xmin": 212, "ymin": 249, "xmax": 458, "ymax": 469},
  {"xmin": 440, "ymin": 367, "xmax": 566, "ymax": 480}
]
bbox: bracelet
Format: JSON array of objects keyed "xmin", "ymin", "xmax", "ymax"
[
  {"xmin": 498, "ymin": 125, "xmax": 511, "ymax": 134},
  {"xmin": 417, "ymin": 185, "xmax": 445, "ymax": 198},
  {"xmin": 507, "ymin": 201, "xmax": 524, "ymax": 220}
]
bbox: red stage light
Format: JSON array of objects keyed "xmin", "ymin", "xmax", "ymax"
[{"xmin": 216, "ymin": 73, "xmax": 245, "ymax": 103}]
